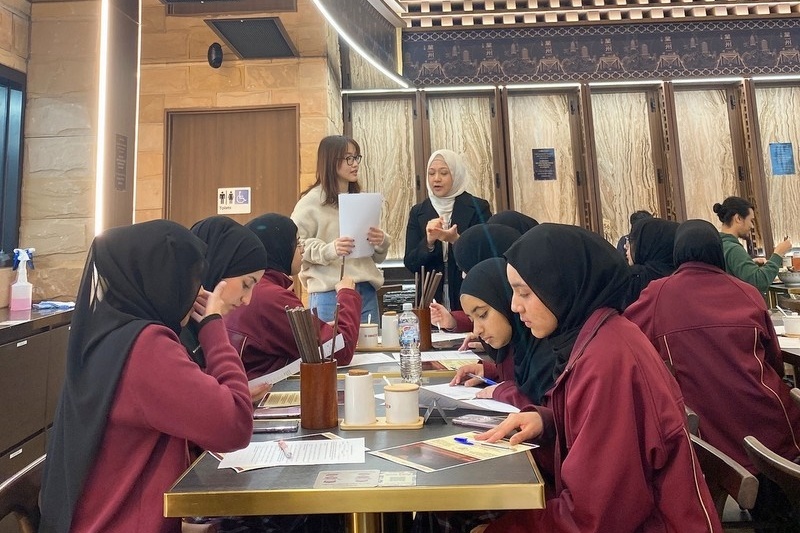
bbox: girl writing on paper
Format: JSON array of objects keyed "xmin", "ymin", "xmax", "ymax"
[
  {"xmin": 225, "ymin": 213, "xmax": 362, "ymax": 380},
  {"xmin": 39, "ymin": 220, "xmax": 253, "ymax": 533},
  {"xmin": 291, "ymin": 135, "xmax": 390, "ymax": 322},
  {"xmin": 473, "ymin": 224, "xmax": 721, "ymax": 533},
  {"xmin": 404, "ymin": 149, "xmax": 492, "ymax": 312},
  {"xmin": 450, "ymin": 258, "xmax": 557, "ymax": 408}
]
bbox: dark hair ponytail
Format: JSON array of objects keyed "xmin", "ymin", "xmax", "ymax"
[{"xmin": 713, "ymin": 196, "xmax": 753, "ymax": 225}]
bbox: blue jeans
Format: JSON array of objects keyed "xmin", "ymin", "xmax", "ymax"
[{"xmin": 309, "ymin": 282, "xmax": 378, "ymax": 323}]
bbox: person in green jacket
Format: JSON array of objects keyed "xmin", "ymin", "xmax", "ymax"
[{"xmin": 713, "ymin": 196, "xmax": 792, "ymax": 293}]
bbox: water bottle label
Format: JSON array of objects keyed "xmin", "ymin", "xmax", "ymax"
[{"xmin": 399, "ymin": 325, "xmax": 419, "ymax": 345}]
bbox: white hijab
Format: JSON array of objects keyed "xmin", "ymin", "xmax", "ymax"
[{"xmin": 426, "ymin": 149, "xmax": 469, "ymax": 224}]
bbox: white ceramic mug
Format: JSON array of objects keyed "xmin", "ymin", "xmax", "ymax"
[
  {"xmin": 358, "ymin": 323, "xmax": 379, "ymax": 348},
  {"xmin": 384, "ymin": 383, "xmax": 420, "ymax": 425},
  {"xmin": 784, "ymin": 314, "xmax": 800, "ymax": 337},
  {"xmin": 344, "ymin": 369, "xmax": 377, "ymax": 425},
  {"xmin": 381, "ymin": 312, "xmax": 399, "ymax": 347}
]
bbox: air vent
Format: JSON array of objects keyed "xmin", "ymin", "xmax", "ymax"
[{"xmin": 206, "ymin": 17, "xmax": 298, "ymax": 59}]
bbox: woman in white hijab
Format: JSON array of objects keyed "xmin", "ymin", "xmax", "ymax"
[{"xmin": 403, "ymin": 149, "xmax": 492, "ymax": 311}]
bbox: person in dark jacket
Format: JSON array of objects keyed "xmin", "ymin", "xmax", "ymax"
[{"xmin": 404, "ymin": 149, "xmax": 491, "ymax": 311}]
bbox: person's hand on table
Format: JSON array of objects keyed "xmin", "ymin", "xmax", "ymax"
[
  {"xmin": 430, "ymin": 301, "xmax": 456, "ymax": 330},
  {"xmin": 450, "ymin": 363, "xmax": 484, "ymax": 386},
  {"xmin": 475, "ymin": 411, "xmax": 543, "ymax": 445},
  {"xmin": 249, "ymin": 382, "xmax": 272, "ymax": 404},
  {"xmin": 474, "ymin": 384, "xmax": 498, "ymax": 399}
]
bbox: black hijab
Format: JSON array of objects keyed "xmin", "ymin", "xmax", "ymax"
[
  {"xmin": 460, "ymin": 258, "xmax": 557, "ymax": 404},
  {"xmin": 624, "ymin": 218, "xmax": 679, "ymax": 306},
  {"xmin": 40, "ymin": 220, "xmax": 207, "ymax": 533},
  {"xmin": 453, "ymin": 223, "xmax": 521, "ymax": 274},
  {"xmin": 246, "ymin": 213, "xmax": 297, "ymax": 276},
  {"xmin": 182, "ymin": 216, "xmax": 268, "ymax": 366},
  {"xmin": 505, "ymin": 224, "xmax": 630, "ymax": 380},
  {"xmin": 190, "ymin": 215, "xmax": 268, "ymax": 289},
  {"xmin": 488, "ymin": 210, "xmax": 539, "ymax": 234},
  {"xmin": 673, "ymin": 219, "xmax": 726, "ymax": 270}
]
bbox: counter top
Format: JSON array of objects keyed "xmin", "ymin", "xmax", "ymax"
[{"xmin": 0, "ymin": 308, "xmax": 73, "ymax": 345}]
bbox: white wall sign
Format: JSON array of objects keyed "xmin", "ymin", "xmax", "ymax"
[{"xmin": 217, "ymin": 187, "xmax": 251, "ymax": 215}]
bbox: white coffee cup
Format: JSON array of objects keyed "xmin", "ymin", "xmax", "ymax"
[
  {"xmin": 784, "ymin": 314, "xmax": 800, "ymax": 337},
  {"xmin": 344, "ymin": 369, "xmax": 377, "ymax": 425},
  {"xmin": 358, "ymin": 323, "xmax": 379, "ymax": 348},
  {"xmin": 381, "ymin": 312, "xmax": 399, "ymax": 347},
  {"xmin": 384, "ymin": 383, "xmax": 420, "ymax": 425}
]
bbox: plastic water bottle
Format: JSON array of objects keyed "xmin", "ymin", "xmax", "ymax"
[{"xmin": 398, "ymin": 302, "xmax": 422, "ymax": 384}]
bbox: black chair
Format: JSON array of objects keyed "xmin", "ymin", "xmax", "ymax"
[
  {"xmin": 0, "ymin": 455, "xmax": 45, "ymax": 533},
  {"xmin": 690, "ymin": 435, "xmax": 758, "ymax": 520},
  {"xmin": 743, "ymin": 436, "xmax": 800, "ymax": 507}
]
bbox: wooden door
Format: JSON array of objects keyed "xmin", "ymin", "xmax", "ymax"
[
  {"xmin": 165, "ymin": 106, "xmax": 299, "ymax": 228},
  {"xmin": 591, "ymin": 90, "xmax": 660, "ymax": 244},
  {"xmin": 755, "ymin": 84, "xmax": 800, "ymax": 244},
  {"xmin": 504, "ymin": 90, "xmax": 580, "ymax": 226},
  {"xmin": 347, "ymin": 96, "xmax": 418, "ymax": 261},
  {"xmin": 673, "ymin": 89, "xmax": 738, "ymax": 223}
]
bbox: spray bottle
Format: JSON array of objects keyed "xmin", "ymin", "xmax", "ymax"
[{"xmin": 9, "ymin": 248, "xmax": 34, "ymax": 311}]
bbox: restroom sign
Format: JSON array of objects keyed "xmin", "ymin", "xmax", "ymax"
[{"xmin": 217, "ymin": 187, "xmax": 251, "ymax": 215}]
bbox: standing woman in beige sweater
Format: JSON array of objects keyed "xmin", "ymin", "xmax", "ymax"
[{"xmin": 290, "ymin": 135, "xmax": 391, "ymax": 322}]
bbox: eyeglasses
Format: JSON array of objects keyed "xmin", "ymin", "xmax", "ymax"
[{"xmin": 341, "ymin": 155, "xmax": 363, "ymax": 166}]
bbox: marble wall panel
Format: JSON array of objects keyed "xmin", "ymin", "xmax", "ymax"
[
  {"xmin": 507, "ymin": 92, "xmax": 578, "ymax": 227},
  {"xmin": 756, "ymin": 86, "xmax": 800, "ymax": 245},
  {"xmin": 21, "ymin": 176, "xmax": 94, "ymax": 217},
  {"xmin": 674, "ymin": 89, "xmax": 737, "ymax": 223},
  {"xmin": 428, "ymin": 95, "xmax": 498, "ymax": 213},
  {"xmin": 591, "ymin": 91, "xmax": 658, "ymax": 244},
  {"xmin": 19, "ymin": 218, "xmax": 91, "ymax": 256},
  {"xmin": 25, "ymin": 95, "xmax": 94, "ymax": 137},
  {"xmin": 24, "ymin": 136, "xmax": 94, "ymax": 179},
  {"xmin": 350, "ymin": 98, "xmax": 416, "ymax": 260}
]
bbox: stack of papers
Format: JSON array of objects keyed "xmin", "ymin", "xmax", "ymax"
[
  {"xmin": 418, "ymin": 383, "xmax": 519, "ymax": 413},
  {"xmin": 218, "ymin": 437, "xmax": 366, "ymax": 471}
]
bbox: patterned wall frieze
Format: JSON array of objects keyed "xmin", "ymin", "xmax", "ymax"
[{"xmin": 402, "ymin": 18, "xmax": 800, "ymax": 85}]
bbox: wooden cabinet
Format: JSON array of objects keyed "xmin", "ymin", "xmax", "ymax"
[{"xmin": 0, "ymin": 312, "xmax": 71, "ymax": 486}]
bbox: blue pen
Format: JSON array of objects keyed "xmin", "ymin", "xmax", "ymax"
[
  {"xmin": 467, "ymin": 373, "xmax": 497, "ymax": 386},
  {"xmin": 454, "ymin": 437, "xmax": 473, "ymax": 445}
]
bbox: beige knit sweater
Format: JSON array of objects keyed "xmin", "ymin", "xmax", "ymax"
[{"xmin": 290, "ymin": 185, "xmax": 391, "ymax": 293}]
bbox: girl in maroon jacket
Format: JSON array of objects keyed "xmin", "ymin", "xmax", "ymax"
[
  {"xmin": 474, "ymin": 224, "xmax": 721, "ymax": 533},
  {"xmin": 224, "ymin": 213, "xmax": 361, "ymax": 381},
  {"xmin": 39, "ymin": 220, "xmax": 254, "ymax": 533}
]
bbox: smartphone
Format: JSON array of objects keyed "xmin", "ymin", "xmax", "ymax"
[
  {"xmin": 253, "ymin": 406, "xmax": 301, "ymax": 419},
  {"xmin": 253, "ymin": 420, "xmax": 299, "ymax": 433},
  {"xmin": 450, "ymin": 414, "xmax": 507, "ymax": 430}
]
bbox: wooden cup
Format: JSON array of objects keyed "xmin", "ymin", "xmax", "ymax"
[
  {"xmin": 413, "ymin": 307, "xmax": 433, "ymax": 351},
  {"xmin": 300, "ymin": 360, "xmax": 339, "ymax": 429}
]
